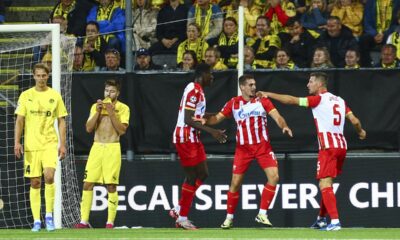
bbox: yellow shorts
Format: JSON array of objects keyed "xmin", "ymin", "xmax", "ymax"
[
  {"xmin": 84, "ymin": 142, "xmax": 121, "ymax": 184},
  {"xmin": 24, "ymin": 148, "xmax": 58, "ymax": 178}
]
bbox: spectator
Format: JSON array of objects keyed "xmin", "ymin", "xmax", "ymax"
[
  {"xmin": 386, "ymin": 9, "xmax": 400, "ymax": 59},
  {"xmin": 281, "ymin": 17, "xmax": 320, "ymax": 68},
  {"xmin": 134, "ymin": 48, "xmax": 163, "ymax": 70},
  {"xmin": 244, "ymin": 45, "xmax": 258, "ymax": 69},
  {"xmin": 150, "ymin": 0, "xmax": 188, "ymax": 54},
  {"xmin": 344, "ymin": 48, "xmax": 361, "ymax": 68},
  {"xmin": 177, "ymin": 23, "xmax": 209, "ymax": 65},
  {"xmin": 41, "ymin": 52, "xmax": 53, "ymax": 72},
  {"xmin": 33, "ymin": 15, "xmax": 71, "ymax": 63},
  {"xmin": 264, "ymin": 0, "xmax": 296, "ymax": 35},
  {"xmin": 311, "ymin": 46, "xmax": 334, "ymax": 68},
  {"xmin": 220, "ymin": 0, "xmax": 262, "ymax": 38},
  {"xmin": 374, "ymin": 44, "xmax": 400, "ymax": 68},
  {"xmin": 359, "ymin": 0, "xmax": 400, "ymax": 67},
  {"xmin": 187, "ymin": 0, "xmax": 223, "ymax": 40},
  {"xmin": 272, "ymin": 48, "xmax": 298, "ymax": 69},
  {"xmin": 132, "ymin": 0, "xmax": 158, "ymax": 50},
  {"xmin": 87, "ymin": 0, "xmax": 125, "ymax": 52},
  {"xmin": 81, "ymin": 21, "xmax": 108, "ymax": 71},
  {"xmin": 330, "ymin": 0, "xmax": 364, "ymax": 38},
  {"xmin": 52, "ymin": 15, "xmax": 69, "ymax": 35},
  {"xmin": 50, "ymin": 0, "xmax": 94, "ymax": 37},
  {"xmin": 300, "ymin": 0, "xmax": 329, "ymax": 34},
  {"xmin": 317, "ymin": 16, "xmax": 358, "ymax": 67},
  {"xmin": 246, "ymin": 16, "xmax": 281, "ymax": 68},
  {"xmin": 208, "ymin": 17, "xmax": 239, "ymax": 68},
  {"xmin": 73, "ymin": 46, "xmax": 85, "ymax": 71},
  {"xmin": 204, "ymin": 47, "xmax": 229, "ymax": 70},
  {"xmin": 177, "ymin": 50, "xmax": 198, "ymax": 71},
  {"xmin": 100, "ymin": 49, "xmax": 125, "ymax": 71}
]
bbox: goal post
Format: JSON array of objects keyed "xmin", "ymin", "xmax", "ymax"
[{"xmin": 0, "ymin": 24, "xmax": 80, "ymax": 229}]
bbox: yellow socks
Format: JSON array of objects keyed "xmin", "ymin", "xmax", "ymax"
[
  {"xmin": 45, "ymin": 183, "xmax": 55, "ymax": 214},
  {"xmin": 80, "ymin": 190, "xmax": 93, "ymax": 223},
  {"xmin": 107, "ymin": 191, "xmax": 118, "ymax": 224},
  {"xmin": 30, "ymin": 187, "xmax": 41, "ymax": 222}
]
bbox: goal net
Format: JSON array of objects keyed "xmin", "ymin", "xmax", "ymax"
[{"xmin": 0, "ymin": 24, "xmax": 81, "ymax": 228}]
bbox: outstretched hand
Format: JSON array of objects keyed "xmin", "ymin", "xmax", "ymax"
[
  {"xmin": 358, "ymin": 129, "xmax": 366, "ymax": 140},
  {"xmin": 212, "ymin": 129, "xmax": 227, "ymax": 144},
  {"xmin": 282, "ymin": 127, "xmax": 293, "ymax": 138}
]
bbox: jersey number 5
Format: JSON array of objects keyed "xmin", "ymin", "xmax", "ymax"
[{"xmin": 333, "ymin": 104, "xmax": 341, "ymax": 126}]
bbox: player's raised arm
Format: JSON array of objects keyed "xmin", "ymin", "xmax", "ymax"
[
  {"xmin": 86, "ymin": 100, "xmax": 102, "ymax": 133},
  {"xmin": 346, "ymin": 112, "xmax": 366, "ymax": 140},
  {"xmin": 256, "ymin": 91, "xmax": 300, "ymax": 105},
  {"xmin": 268, "ymin": 109, "xmax": 293, "ymax": 137},
  {"xmin": 184, "ymin": 109, "xmax": 227, "ymax": 143}
]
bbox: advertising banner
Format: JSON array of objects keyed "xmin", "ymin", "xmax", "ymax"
[{"xmin": 75, "ymin": 155, "xmax": 400, "ymax": 228}]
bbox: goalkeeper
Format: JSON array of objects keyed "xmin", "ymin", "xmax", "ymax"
[
  {"xmin": 14, "ymin": 63, "xmax": 68, "ymax": 232},
  {"xmin": 75, "ymin": 79, "xmax": 130, "ymax": 229}
]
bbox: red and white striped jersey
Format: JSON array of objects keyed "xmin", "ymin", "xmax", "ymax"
[
  {"xmin": 306, "ymin": 91, "xmax": 352, "ymax": 150},
  {"xmin": 221, "ymin": 96, "xmax": 276, "ymax": 145},
  {"xmin": 173, "ymin": 82, "xmax": 206, "ymax": 143}
]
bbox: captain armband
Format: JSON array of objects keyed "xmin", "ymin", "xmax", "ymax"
[{"xmin": 298, "ymin": 97, "xmax": 309, "ymax": 107}]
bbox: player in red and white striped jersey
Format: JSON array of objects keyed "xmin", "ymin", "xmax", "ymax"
[
  {"xmin": 257, "ymin": 72, "xmax": 366, "ymax": 231},
  {"xmin": 171, "ymin": 63, "xmax": 227, "ymax": 230},
  {"xmin": 205, "ymin": 75, "xmax": 293, "ymax": 229}
]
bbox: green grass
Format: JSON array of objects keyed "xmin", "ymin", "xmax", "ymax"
[{"xmin": 0, "ymin": 228, "xmax": 400, "ymax": 239}]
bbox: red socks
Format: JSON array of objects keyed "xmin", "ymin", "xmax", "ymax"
[
  {"xmin": 260, "ymin": 184, "xmax": 276, "ymax": 210},
  {"xmin": 319, "ymin": 198, "xmax": 327, "ymax": 217},
  {"xmin": 179, "ymin": 183, "xmax": 196, "ymax": 217},
  {"xmin": 321, "ymin": 187, "xmax": 339, "ymax": 219},
  {"xmin": 227, "ymin": 191, "xmax": 240, "ymax": 214}
]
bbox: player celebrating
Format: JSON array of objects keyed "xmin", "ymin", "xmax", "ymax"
[
  {"xmin": 75, "ymin": 79, "xmax": 130, "ymax": 229},
  {"xmin": 170, "ymin": 63, "xmax": 227, "ymax": 230},
  {"xmin": 14, "ymin": 63, "xmax": 68, "ymax": 232},
  {"xmin": 205, "ymin": 75, "xmax": 293, "ymax": 229},
  {"xmin": 257, "ymin": 72, "xmax": 366, "ymax": 231}
]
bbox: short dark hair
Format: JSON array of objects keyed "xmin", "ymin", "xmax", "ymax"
[
  {"xmin": 381, "ymin": 44, "xmax": 397, "ymax": 54},
  {"xmin": 105, "ymin": 48, "xmax": 121, "ymax": 59},
  {"xmin": 86, "ymin": 21, "xmax": 100, "ymax": 31},
  {"xmin": 346, "ymin": 47, "xmax": 360, "ymax": 58},
  {"xmin": 206, "ymin": 47, "xmax": 221, "ymax": 59},
  {"xmin": 224, "ymin": 17, "xmax": 237, "ymax": 26},
  {"xmin": 33, "ymin": 63, "xmax": 50, "ymax": 75},
  {"xmin": 256, "ymin": 16, "xmax": 270, "ymax": 26},
  {"xmin": 286, "ymin": 17, "xmax": 301, "ymax": 27},
  {"xmin": 105, "ymin": 79, "xmax": 121, "ymax": 91},
  {"xmin": 310, "ymin": 72, "xmax": 328, "ymax": 87},
  {"xmin": 239, "ymin": 74, "xmax": 254, "ymax": 86},
  {"xmin": 327, "ymin": 16, "xmax": 341, "ymax": 24},
  {"xmin": 194, "ymin": 63, "xmax": 211, "ymax": 79}
]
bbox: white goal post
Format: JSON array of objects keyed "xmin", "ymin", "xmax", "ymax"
[{"xmin": 0, "ymin": 24, "xmax": 72, "ymax": 229}]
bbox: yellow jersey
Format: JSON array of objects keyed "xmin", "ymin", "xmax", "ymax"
[
  {"xmin": 88, "ymin": 100, "xmax": 130, "ymax": 125},
  {"xmin": 15, "ymin": 87, "xmax": 68, "ymax": 151}
]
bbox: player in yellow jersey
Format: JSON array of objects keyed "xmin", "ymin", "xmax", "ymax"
[
  {"xmin": 14, "ymin": 63, "xmax": 68, "ymax": 232},
  {"xmin": 75, "ymin": 79, "xmax": 130, "ymax": 229}
]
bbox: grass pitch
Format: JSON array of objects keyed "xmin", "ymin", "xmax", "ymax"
[{"xmin": 0, "ymin": 228, "xmax": 400, "ymax": 240}]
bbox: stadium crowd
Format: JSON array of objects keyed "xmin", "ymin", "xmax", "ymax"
[{"xmin": 10, "ymin": 0, "xmax": 400, "ymax": 70}]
